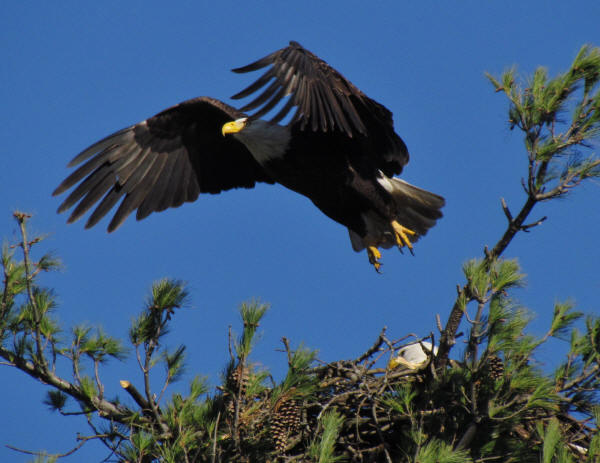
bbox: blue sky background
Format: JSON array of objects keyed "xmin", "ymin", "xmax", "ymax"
[{"xmin": 2, "ymin": 2, "xmax": 599, "ymax": 461}]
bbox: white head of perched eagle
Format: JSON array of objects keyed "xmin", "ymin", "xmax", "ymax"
[{"xmin": 53, "ymin": 41, "xmax": 444, "ymax": 271}]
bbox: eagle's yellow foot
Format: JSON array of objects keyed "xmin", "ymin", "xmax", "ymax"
[
  {"xmin": 367, "ymin": 246, "xmax": 382, "ymax": 272},
  {"xmin": 391, "ymin": 221, "xmax": 416, "ymax": 251}
]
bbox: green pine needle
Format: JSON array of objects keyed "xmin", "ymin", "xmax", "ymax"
[
  {"xmin": 188, "ymin": 375, "xmax": 209, "ymax": 401},
  {"xmin": 491, "ymin": 259, "xmax": 525, "ymax": 293},
  {"xmin": 275, "ymin": 343, "xmax": 318, "ymax": 401},
  {"xmin": 162, "ymin": 345, "xmax": 186, "ymax": 383},
  {"xmin": 235, "ymin": 300, "xmax": 268, "ymax": 358},
  {"xmin": 130, "ymin": 431, "xmax": 154, "ymax": 453},
  {"xmin": 382, "ymin": 384, "xmax": 417, "ymax": 416},
  {"xmin": 82, "ymin": 328, "xmax": 128, "ymax": 362},
  {"xmin": 27, "ymin": 456, "xmax": 58, "ymax": 463},
  {"xmin": 308, "ymin": 410, "xmax": 345, "ymax": 463},
  {"xmin": 78, "ymin": 375, "xmax": 98, "ymax": 400},
  {"xmin": 542, "ymin": 418, "xmax": 563, "ymax": 463},
  {"xmin": 72, "ymin": 324, "xmax": 92, "ymax": 345},
  {"xmin": 550, "ymin": 301, "xmax": 583, "ymax": 341},
  {"xmin": 462, "ymin": 258, "xmax": 490, "ymax": 299},
  {"xmin": 148, "ymin": 278, "xmax": 189, "ymax": 312},
  {"xmin": 589, "ymin": 409, "xmax": 600, "ymax": 459},
  {"xmin": 36, "ymin": 252, "xmax": 62, "ymax": 273},
  {"xmin": 415, "ymin": 439, "xmax": 473, "ymax": 463},
  {"xmin": 43, "ymin": 390, "xmax": 68, "ymax": 412}
]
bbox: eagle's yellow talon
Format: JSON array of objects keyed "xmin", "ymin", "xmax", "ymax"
[
  {"xmin": 391, "ymin": 221, "xmax": 415, "ymax": 250},
  {"xmin": 367, "ymin": 246, "xmax": 382, "ymax": 272}
]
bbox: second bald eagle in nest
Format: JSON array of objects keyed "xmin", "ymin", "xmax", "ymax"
[{"xmin": 54, "ymin": 41, "xmax": 444, "ymax": 271}]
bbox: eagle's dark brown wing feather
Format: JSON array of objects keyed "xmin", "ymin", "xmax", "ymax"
[
  {"xmin": 231, "ymin": 41, "xmax": 368, "ymax": 136},
  {"xmin": 232, "ymin": 41, "xmax": 409, "ymax": 176},
  {"xmin": 53, "ymin": 97, "xmax": 273, "ymax": 232}
]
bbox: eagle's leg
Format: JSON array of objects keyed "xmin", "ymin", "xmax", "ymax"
[
  {"xmin": 391, "ymin": 221, "xmax": 416, "ymax": 254},
  {"xmin": 367, "ymin": 246, "xmax": 382, "ymax": 273}
]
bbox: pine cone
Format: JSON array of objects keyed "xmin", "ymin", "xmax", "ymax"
[
  {"xmin": 230, "ymin": 364, "xmax": 250, "ymax": 395},
  {"xmin": 271, "ymin": 422, "xmax": 288, "ymax": 453},
  {"xmin": 271, "ymin": 399, "xmax": 302, "ymax": 453},
  {"xmin": 224, "ymin": 364, "xmax": 251, "ymax": 416},
  {"xmin": 487, "ymin": 355, "xmax": 505, "ymax": 380}
]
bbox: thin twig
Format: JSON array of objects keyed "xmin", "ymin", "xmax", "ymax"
[
  {"xmin": 232, "ymin": 354, "xmax": 247, "ymax": 452},
  {"xmin": 6, "ymin": 432, "xmax": 108, "ymax": 458},
  {"xmin": 94, "ymin": 359, "xmax": 104, "ymax": 401},
  {"xmin": 15, "ymin": 212, "xmax": 48, "ymax": 371},
  {"xmin": 521, "ymin": 216, "xmax": 547, "ymax": 231},
  {"xmin": 142, "ymin": 318, "xmax": 169, "ymax": 435},
  {"xmin": 227, "ymin": 325, "xmax": 234, "ymax": 362},
  {"xmin": 500, "ymin": 198, "xmax": 513, "ymax": 222},
  {"xmin": 211, "ymin": 411, "xmax": 221, "ymax": 463},
  {"xmin": 282, "ymin": 336, "xmax": 293, "ymax": 367},
  {"xmin": 357, "ymin": 326, "xmax": 387, "ymax": 364}
]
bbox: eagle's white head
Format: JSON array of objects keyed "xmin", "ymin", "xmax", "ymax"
[{"xmin": 222, "ymin": 118, "xmax": 290, "ymax": 164}]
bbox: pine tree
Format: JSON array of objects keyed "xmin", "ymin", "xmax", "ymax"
[{"xmin": 2, "ymin": 45, "xmax": 600, "ymax": 462}]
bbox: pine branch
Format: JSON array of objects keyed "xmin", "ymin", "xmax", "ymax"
[
  {"xmin": 0, "ymin": 345, "xmax": 132, "ymax": 421},
  {"xmin": 437, "ymin": 46, "xmax": 600, "ymax": 368},
  {"xmin": 14, "ymin": 212, "xmax": 48, "ymax": 372},
  {"xmin": 6, "ymin": 437, "xmax": 90, "ymax": 459},
  {"xmin": 120, "ymin": 380, "xmax": 152, "ymax": 413}
]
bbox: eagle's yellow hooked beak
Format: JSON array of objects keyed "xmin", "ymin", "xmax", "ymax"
[{"xmin": 221, "ymin": 118, "xmax": 247, "ymax": 136}]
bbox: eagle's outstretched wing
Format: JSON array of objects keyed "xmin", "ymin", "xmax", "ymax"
[
  {"xmin": 231, "ymin": 41, "xmax": 408, "ymax": 176},
  {"xmin": 53, "ymin": 97, "xmax": 273, "ymax": 232}
]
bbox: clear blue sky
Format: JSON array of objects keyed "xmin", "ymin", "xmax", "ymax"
[{"xmin": 2, "ymin": 2, "xmax": 599, "ymax": 460}]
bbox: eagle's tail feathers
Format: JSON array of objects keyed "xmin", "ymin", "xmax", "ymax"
[
  {"xmin": 348, "ymin": 178, "xmax": 444, "ymax": 252},
  {"xmin": 389, "ymin": 178, "xmax": 445, "ymax": 236}
]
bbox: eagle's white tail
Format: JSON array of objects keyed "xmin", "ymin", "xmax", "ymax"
[{"xmin": 349, "ymin": 178, "xmax": 445, "ymax": 252}]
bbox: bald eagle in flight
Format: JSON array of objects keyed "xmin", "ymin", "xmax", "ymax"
[{"xmin": 54, "ymin": 41, "xmax": 444, "ymax": 271}]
